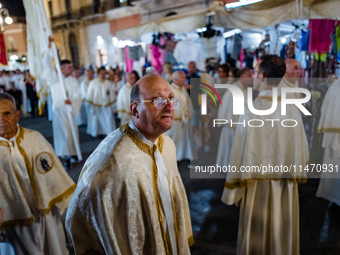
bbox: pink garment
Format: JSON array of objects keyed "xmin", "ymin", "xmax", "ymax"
[
  {"xmin": 124, "ymin": 46, "xmax": 134, "ymax": 72},
  {"xmin": 150, "ymin": 36, "xmax": 167, "ymax": 75},
  {"xmin": 150, "ymin": 44, "xmax": 162, "ymax": 75},
  {"xmin": 308, "ymin": 19, "xmax": 335, "ymax": 54},
  {"xmin": 159, "ymin": 36, "xmax": 166, "ymax": 66},
  {"xmin": 239, "ymin": 47, "xmax": 245, "ymax": 65}
]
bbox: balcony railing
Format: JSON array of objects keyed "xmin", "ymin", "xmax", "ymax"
[{"xmin": 51, "ymin": 0, "xmax": 116, "ymax": 24}]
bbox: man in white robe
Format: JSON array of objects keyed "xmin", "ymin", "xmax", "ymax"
[
  {"xmin": 76, "ymin": 69, "xmax": 93, "ymax": 126},
  {"xmin": 43, "ymin": 37, "xmax": 82, "ymax": 169},
  {"xmin": 86, "ymin": 67, "xmax": 116, "ymax": 137},
  {"xmin": 216, "ymin": 67, "xmax": 252, "ymax": 167},
  {"xmin": 166, "ymin": 71, "xmax": 196, "ymax": 161},
  {"xmin": 316, "ymin": 78, "xmax": 340, "ymax": 212},
  {"xmin": 66, "ymin": 75, "xmax": 193, "ymax": 254},
  {"xmin": 0, "ymin": 93, "xmax": 76, "ymax": 255},
  {"xmin": 116, "ymin": 71, "xmax": 139, "ymax": 126},
  {"xmin": 277, "ymin": 59, "xmax": 302, "ymax": 99},
  {"xmin": 221, "ymin": 55, "xmax": 309, "ymax": 255}
]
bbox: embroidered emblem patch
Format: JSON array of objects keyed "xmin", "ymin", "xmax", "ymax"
[{"xmin": 36, "ymin": 152, "xmax": 53, "ymax": 174}]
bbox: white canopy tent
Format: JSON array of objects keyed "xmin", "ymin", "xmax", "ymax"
[{"xmin": 115, "ymin": 0, "xmax": 340, "ymax": 40}]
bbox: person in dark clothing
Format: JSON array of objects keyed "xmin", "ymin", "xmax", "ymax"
[{"xmin": 26, "ymin": 75, "xmax": 38, "ymax": 117}]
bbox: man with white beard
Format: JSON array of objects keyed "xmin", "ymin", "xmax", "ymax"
[
  {"xmin": 277, "ymin": 59, "xmax": 302, "ymax": 99},
  {"xmin": 43, "ymin": 36, "xmax": 82, "ymax": 169},
  {"xmin": 166, "ymin": 71, "xmax": 196, "ymax": 161},
  {"xmin": 86, "ymin": 67, "xmax": 116, "ymax": 137},
  {"xmin": 76, "ymin": 69, "xmax": 93, "ymax": 126},
  {"xmin": 216, "ymin": 67, "xmax": 252, "ymax": 167},
  {"xmin": 116, "ymin": 71, "xmax": 139, "ymax": 126},
  {"xmin": 222, "ymin": 55, "xmax": 309, "ymax": 255},
  {"xmin": 316, "ymin": 78, "xmax": 340, "ymax": 215}
]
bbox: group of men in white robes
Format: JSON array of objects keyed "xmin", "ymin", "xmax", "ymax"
[
  {"xmin": 216, "ymin": 67, "xmax": 252, "ymax": 167},
  {"xmin": 218, "ymin": 55, "xmax": 309, "ymax": 255},
  {"xmin": 42, "ymin": 37, "xmax": 82, "ymax": 169},
  {"xmin": 0, "ymin": 92, "xmax": 76, "ymax": 255}
]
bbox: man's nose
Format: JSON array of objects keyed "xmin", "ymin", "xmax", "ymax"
[{"xmin": 164, "ymin": 100, "xmax": 173, "ymax": 110}]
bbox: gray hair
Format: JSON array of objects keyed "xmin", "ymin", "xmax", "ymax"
[
  {"xmin": 130, "ymin": 84, "xmax": 140, "ymax": 104},
  {"xmin": 172, "ymin": 70, "xmax": 184, "ymax": 82},
  {"xmin": 0, "ymin": 92, "xmax": 17, "ymax": 111}
]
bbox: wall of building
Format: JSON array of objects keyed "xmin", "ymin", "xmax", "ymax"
[{"xmin": 3, "ymin": 23, "xmax": 27, "ymax": 60}]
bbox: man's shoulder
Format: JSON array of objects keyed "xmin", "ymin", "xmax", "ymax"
[{"xmin": 20, "ymin": 127, "xmax": 45, "ymax": 141}]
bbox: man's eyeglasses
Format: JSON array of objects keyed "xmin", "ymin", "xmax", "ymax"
[{"xmin": 135, "ymin": 97, "xmax": 179, "ymax": 110}]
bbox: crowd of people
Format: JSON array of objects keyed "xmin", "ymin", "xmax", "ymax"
[{"xmin": 0, "ymin": 34, "xmax": 339, "ymax": 255}]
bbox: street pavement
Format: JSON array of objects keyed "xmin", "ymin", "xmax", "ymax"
[{"xmin": 19, "ymin": 115, "xmax": 340, "ymax": 255}]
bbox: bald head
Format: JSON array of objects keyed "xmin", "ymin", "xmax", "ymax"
[
  {"xmin": 130, "ymin": 75, "xmax": 175, "ymax": 142},
  {"xmin": 285, "ymin": 59, "xmax": 301, "ymax": 84},
  {"xmin": 172, "ymin": 71, "xmax": 186, "ymax": 86}
]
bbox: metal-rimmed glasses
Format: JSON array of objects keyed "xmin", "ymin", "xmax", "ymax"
[{"xmin": 135, "ymin": 97, "xmax": 180, "ymax": 110}]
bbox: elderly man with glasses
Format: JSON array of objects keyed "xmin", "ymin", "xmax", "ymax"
[{"xmin": 66, "ymin": 75, "xmax": 193, "ymax": 255}]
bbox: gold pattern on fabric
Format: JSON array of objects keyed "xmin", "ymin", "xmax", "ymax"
[
  {"xmin": 0, "ymin": 216, "xmax": 34, "ymax": 231},
  {"xmin": 0, "ymin": 140, "xmax": 9, "ymax": 147},
  {"xmin": 119, "ymin": 123, "xmax": 170, "ymax": 254},
  {"xmin": 16, "ymin": 126, "xmax": 39, "ymax": 207},
  {"xmin": 35, "ymin": 151, "xmax": 54, "ymax": 174},
  {"xmin": 40, "ymin": 184, "xmax": 76, "ymax": 214},
  {"xmin": 86, "ymin": 99, "xmax": 117, "ymax": 107},
  {"xmin": 225, "ymin": 176, "xmax": 307, "ymax": 190},
  {"xmin": 318, "ymin": 128, "xmax": 340, "ymax": 133},
  {"xmin": 257, "ymin": 96, "xmax": 281, "ymax": 102},
  {"xmin": 188, "ymin": 234, "xmax": 194, "ymax": 247},
  {"xmin": 16, "ymin": 126, "xmax": 76, "ymax": 215}
]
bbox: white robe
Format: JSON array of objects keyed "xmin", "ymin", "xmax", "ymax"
[
  {"xmin": 65, "ymin": 122, "xmax": 193, "ymax": 254},
  {"xmin": 316, "ymin": 78, "xmax": 340, "ymax": 206},
  {"xmin": 277, "ymin": 76, "xmax": 301, "ymax": 99},
  {"xmin": 216, "ymin": 81, "xmax": 247, "ymax": 167},
  {"xmin": 86, "ymin": 78, "xmax": 116, "ymax": 137},
  {"xmin": 116, "ymin": 83, "xmax": 132, "ymax": 126},
  {"xmin": 75, "ymin": 78, "xmax": 91, "ymax": 126},
  {"xmin": 221, "ymin": 89, "xmax": 309, "ymax": 255},
  {"xmin": 42, "ymin": 51, "xmax": 82, "ymax": 158},
  {"xmin": 165, "ymin": 83, "xmax": 196, "ymax": 161},
  {"xmin": 0, "ymin": 127, "xmax": 76, "ymax": 255}
]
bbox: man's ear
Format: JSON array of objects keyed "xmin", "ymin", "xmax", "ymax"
[
  {"xmin": 130, "ymin": 103, "xmax": 139, "ymax": 118},
  {"xmin": 16, "ymin": 110, "xmax": 21, "ymax": 122},
  {"xmin": 259, "ymin": 72, "xmax": 265, "ymax": 82}
]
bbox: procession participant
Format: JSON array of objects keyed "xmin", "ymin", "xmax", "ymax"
[
  {"xmin": 42, "ymin": 36, "xmax": 82, "ymax": 169},
  {"xmin": 76, "ymin": 69, "xmax": 93, "ymax": 126},
  {"xmin": 277, "ymin": 59, "xmax": 302, "ymax": 99},
  {"xmin": 216, "ymin": 67, "xmax": 252, "ymax": 167},
  {"xmin": 86, "ymin": 67, "xmax": 116, "ymax": 137},
  {"xmin": 0, "ymin": 93, "xmax": 76, "ymax": 255},
  {"xmin": 221, "ymin": 55, "xmax": 309, "ymax": 255},
  {"xmin": 66, "ymin": 75, "xmax": 193, "ymax": 255},
  {"xmin": 166, "ymin": 71, "xmax": 196, "ymax": 161},
  {"xmin": 316, "ymin": 78, "xmax": 340, "ymax": 213},
  {"xmin": 116, "ymin": 71, "xmax": 139, "ymax": 126}
]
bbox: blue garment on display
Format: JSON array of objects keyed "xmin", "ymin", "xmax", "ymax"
[{"xmin": 299, "ymin": 30, "xmax": 310, "ymax": 51}]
